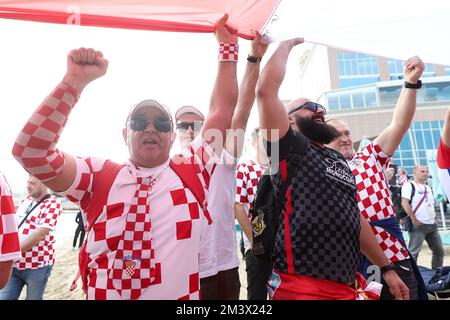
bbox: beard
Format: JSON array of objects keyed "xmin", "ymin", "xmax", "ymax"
[{"xmin": 295, "ymin": 116, "xmax": 341, "ymax": 144}]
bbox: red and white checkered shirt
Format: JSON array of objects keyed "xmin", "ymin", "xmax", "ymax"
[
  {"xmin": 235, "ymin": 159, "xmax": 266, "ymax": 251},
  {"xmin": 60, "ymin": 136, "xmax": 217, "ymax": 300},
  {"xmin": 398, "ymin": 173, "xmax": 409, "ymax": 186},
  {"xmin": 235, "ymin": 159, "xmax": 266, "ymax": 209},
  {"xmin": 0, "ymin": 172, "xmax": 21, "ymax": 262},
  {"xmin": 15, "ymin": 194, "xmax": 62, "ymax": 269},
  {"xmin": 348, "ymin": 143, "xmax": 409, "ymax": 262}
]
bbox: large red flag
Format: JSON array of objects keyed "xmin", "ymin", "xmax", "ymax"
[{"xmin": 0, "ymin": 0, "xmax": 281, "ymax": 39}]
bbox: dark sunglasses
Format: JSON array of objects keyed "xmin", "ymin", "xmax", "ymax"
[
  {"xmin": 176, "ymin": 121, "xmax": 203, "ymax": 132},
  {"xmin": 288, "ymin": 101, "xmax": 327, "ymax": 115},
  {"xmin": 129, "ymin": 116, "xmax": 172, "ymax": 132}
]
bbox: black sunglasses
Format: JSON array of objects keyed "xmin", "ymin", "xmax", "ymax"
[
  {"xmin": 176, "ymin": 121, "xmax": 203, "ymax": 132},
  {"xmin": 288, "ymin": 101, "xmax": 327, "ymax": 115},
  {"xmin": 129, "ymin": 116, "xmax": 172, "ymax": 132}
]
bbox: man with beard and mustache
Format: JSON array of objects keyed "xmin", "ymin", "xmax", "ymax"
[
  {"xmin": 327, "ymin": 56, "xmax": 427, "ymax": 300},
  {"xmin": 255, "ymin": 37, "xmax": 409, "ymax": 300}
]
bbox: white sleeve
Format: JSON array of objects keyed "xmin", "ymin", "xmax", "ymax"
[{"xmin": 401, "ymin": 182, "xmax": 413, "ymax": 200}]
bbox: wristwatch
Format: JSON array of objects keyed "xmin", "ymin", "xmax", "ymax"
[
  {"xmin": 404, "ymin": 80, "xmax": 422, "ymax": 89},
  {"xmin": 380, "ymin": 263, "xmax": 396, "ymax": 274},
  {"xmin": 247, "ymin": 55, "xmax": 262, "ymax": 63}
]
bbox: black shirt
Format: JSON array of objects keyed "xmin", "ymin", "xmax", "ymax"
[{"xmin": 267, "ymin": 127, "xmax": 361, "ymax": 284}]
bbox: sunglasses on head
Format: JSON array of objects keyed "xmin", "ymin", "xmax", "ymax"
[
  {"xmin": 288, "ymin": 101, "xmax": 327, "ymax": 115},
  {"xmin": 176, "ymin": 121, "xmax": 203, "ymax": 132},
  {"xmin": 129, "ymin": 116, "xmax": 172, "ymax": 132}
]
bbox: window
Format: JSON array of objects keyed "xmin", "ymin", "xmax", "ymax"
[
  {"xmin": 337, "ymin": 53, "xmax": 380, "ymax": 89},
  {"xmin": 392, "ymin": 120, "xmax": 444, "ymax": 174},
  {"xmin": 379, "ymin": 86, "xmax": 402, "ymax": 105},
  {"xmin": 325, "ymin": 87, "xmax": 378, "ymax": 110},
  {"xmin": 339, "ymin": 76, "xmax": 380, "ymax": 88},
  {"xmin": 364, "ymin": 92, "xmax": 377, "ymax": 107}
]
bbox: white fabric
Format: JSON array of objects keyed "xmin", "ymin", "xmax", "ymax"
[
  {"xmin": 199, "ymin": 149, "xmax": 239, "ymax": 278},
  {"xmin": 264, "ymin": 0, "xmax": 450, "ymax": 66},
  {"xmin": 401, "ymin": 182, "xmax": 436, "ymax": 225}
]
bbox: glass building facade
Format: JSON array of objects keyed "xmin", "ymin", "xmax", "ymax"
[
  {"xmin": 337, "ymin": 53, "xmax": 380, "ymax": 88},
  {"xmin": 393, "ymin": 120, "xmax": 444, "ymax": 174},
  {"xmin": 329, "ymin": 53, "xmax": 450, "ymax": 174}
]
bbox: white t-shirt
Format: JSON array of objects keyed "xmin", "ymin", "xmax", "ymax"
[
  {"xmin": 401, "ymin": 182, "xmax": 436, "ymax": 225},
  {"xmin": 199, "ymin": 150, "xmax": 239, "ymax": 278}
]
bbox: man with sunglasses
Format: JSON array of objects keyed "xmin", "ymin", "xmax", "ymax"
[
  {"xmin": 255, "ymin": 38, "xmax": 409, "ymax": 300},
  {"xmin": 12, "ymin": 14, "xmax": 240, "ymax": 300},
  {"xmin": 173, "ymin": 31, "xmax": 269, "ymax": 300},
  {"xmin": 327, "ymin": 57, "xmax": 427, "ymax": 300}
]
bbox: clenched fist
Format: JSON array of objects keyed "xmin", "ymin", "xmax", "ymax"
[
  {"xmin": 63, "ymin": 47, "xmax": 109, "ymax": 92},
  {"xmin": 403, "ymin": 56, "xmax": 424, "ymax": 84}
]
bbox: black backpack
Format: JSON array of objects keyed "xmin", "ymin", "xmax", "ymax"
[
  {"xmin": 250, "ymin": 163, "xmax": 292, "ymax": 262},
  {"xmin": 389, "ymin": 183, "xmax": 415, "ymax": 220}
]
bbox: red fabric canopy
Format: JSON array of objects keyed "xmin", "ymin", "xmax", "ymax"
[{"xmin": 0, "ymin": 0, "xmax": 281, "ymax": 39}]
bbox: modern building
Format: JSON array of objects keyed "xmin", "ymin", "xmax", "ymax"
[{"xmin": 296, "ymin": 45, "xmax": 450, "ymax": 174}]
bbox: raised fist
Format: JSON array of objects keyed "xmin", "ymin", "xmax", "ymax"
[
  {"xmin": 64, "ymin": 47, "xmax": 109, "ymax": 91},
  {"xmin": 403, "ymin": 56, "xmax": 424, "ymax": 84}
]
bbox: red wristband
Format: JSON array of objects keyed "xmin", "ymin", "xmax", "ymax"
[{"xmin": 218, "ymin": 42, "xmax": 239, "ymax": 62}]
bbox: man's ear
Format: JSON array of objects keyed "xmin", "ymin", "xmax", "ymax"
[
  {"xmin": 288, "ymin": 114, "xmax": 295, "ymax": 126},
  {"xmin": 122, "ymin": 127, "xmax": 128, "ymax": 145}
]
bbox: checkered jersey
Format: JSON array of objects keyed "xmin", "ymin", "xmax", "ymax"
[
  {"xmin": 398, "ymin": 173, "xmax": 409, "ymax": 186},
  {"xmin": 269, "ymin": 128, "xmax": 361, "ymax": 284},
  {"xmin": 15, "ymin": 194, "xmax": 62, "ymax": 269},
  {"xmin": 235, "ymin": 159, "xmax": 267, "ymax": 210},
  {"xmin": 0, "ymin": 172, "xmax": 21, "ymax": 262},
  {"xmin": 348, "ymin": 143, "xmax": 409, "ymax": 262},
  {"xmin": 59, "ymin": 136, "xmax": 217, "ymax": 300}
]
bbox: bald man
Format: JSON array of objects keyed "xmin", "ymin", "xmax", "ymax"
[{"xmin": 255, "ymin": 38, "xmax": 409, "ymax": 300}]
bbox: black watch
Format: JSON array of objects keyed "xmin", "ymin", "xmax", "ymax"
[
  {"xmin": 380, "ymin": 263, "xmax": 396, "ymax": 274},
  {"xmin": 404, "ymin": 80, "xmax": 422, "ymax": 89},
  {"xmin": 247, "ymin": 55, "xmax": 262, "ymax": 63}
]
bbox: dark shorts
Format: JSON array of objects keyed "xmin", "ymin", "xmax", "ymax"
[{"xmin": 200, "ymin": 267, "xmax": 241, "ymax": 300}]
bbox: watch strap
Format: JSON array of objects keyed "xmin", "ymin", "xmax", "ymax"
[{"xmin": 404, "ymin": 80, "xmax": 422, "ymax": 89}]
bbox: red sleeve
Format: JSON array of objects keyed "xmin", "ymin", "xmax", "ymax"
[{"xmin": 437, "ymin": 138, "xmax": 450, "ymax": 169}]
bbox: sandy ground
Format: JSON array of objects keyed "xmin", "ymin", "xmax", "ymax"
[{"xmin": 22, "ymin": 211, "xmax": 450, "ymax": 300}]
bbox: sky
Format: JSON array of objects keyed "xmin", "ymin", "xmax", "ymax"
[{"xmin": 0, "ymin": 17, "xmax": 301, "ymax": 193}]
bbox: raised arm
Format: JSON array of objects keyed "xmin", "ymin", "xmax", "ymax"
[
  {"xmin": 225, "ymin": 31, "xmax": 269, "ymax": 157},
  {"xmin": 12, "ymin": 48, "xmax": 108, "ymax": 192},
  {"xmin": 256, "ymin": 38, "xmax": 304, "ymax": 141},
  {"xmin": 201, "ymin": 14, "xmax": 239, "ymax": 155},
  {"xmin": 374, "ymin": 56, "xmax": 425, "ymax": 155}
]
